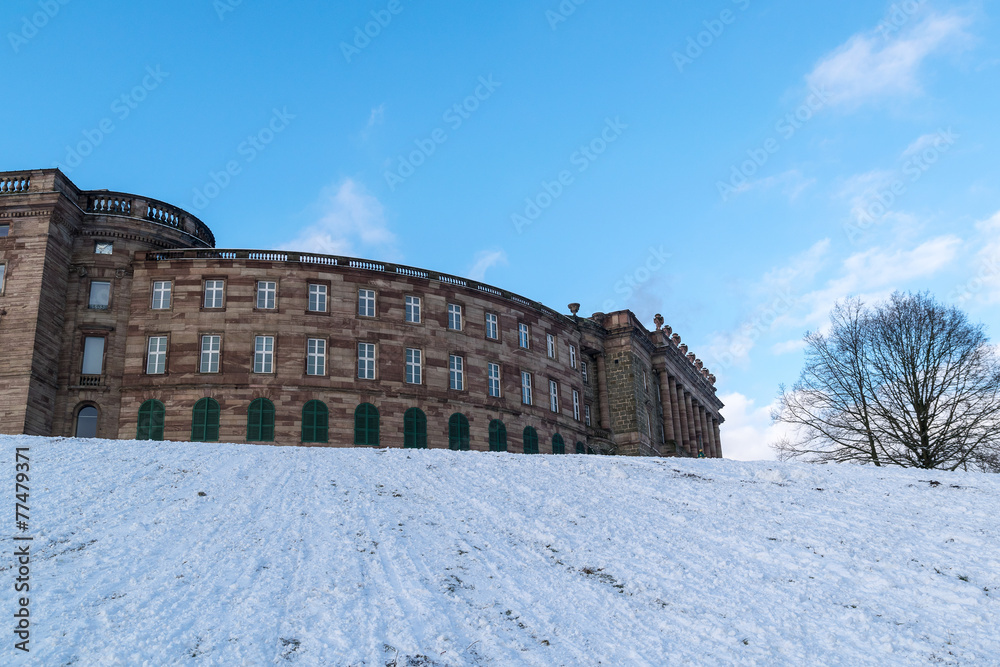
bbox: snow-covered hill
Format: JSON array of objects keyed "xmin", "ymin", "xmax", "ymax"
[{"xmin": 2, "ymin": 435, "xmax": 999, "ymax": 666}]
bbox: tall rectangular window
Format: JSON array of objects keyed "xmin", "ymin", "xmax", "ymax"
[
  {"xmin": 518, "ymin": 323, "xmax": 530, "ymax": 349},
  {"xmin": 307, "ymin": 338, "xmax": 326, "ymax": 376},
  {"xmin": 546, "ymin": 334, "xmax": 555, "ymax": 358},
  {"xmin": 256, "ymin": 281, "xmax": 276, "ymax": 309},
  {"xmin": 569, "ymin": 345, "xmax": 577, "ymax": 369},
  {"xmin": 585, "ymin": 404, "xmax": 592, "ymax": 427},
  {"xmin": 0, "ymin": 264, "xmax": 6, "ymax": 294},
  {"xmin": 151, "ymin": 281, "xmax": 172, "ymax": 310},
  {"xmin": 308, "ymin": 284, "xmax": 327, "ymax": 312},
  {"xmin": 485, "ymin": 313, "xmax": 499, "ymax": 340},
  {"xmin": 549, "ymin": 380, "xmax": 559, "ymax": 413},
  {"xmin": 449, "ymin": 355, "xmax": 464, "ymax": 390},
  {"xmin": 581, "ymin": 361, "xmax": 589, "ymax": 384},
  {"xmin": 358, "ymin": 289, "xmax": 376, "ymax": 317},
  {"xmin": 521, "ymin": 371, "xmax": 532, "ymax": 405},
  {"xmin": 200, "ymin": 335, "xmax": 221, "ymax": 373},
  {"xmin": 0, "ymin": 224, "xmax": 9, "ymax": 237},
  {"xmin": 448, "ymin": 304, "xmax": 462, "ymax": 330},
  {"xmin": 88, "ymin": 281, "xmax": 110, "ymax": 309},
  {"xmin": 358, "ymin": 343, "xmax": 376, "ymax": 379},
  {"xmin": 405, "ymin": 295, "xmax": 421, "ymax": 323},
  {"xmin": 405, "ymin": 348, "xmax": 422, "ymax": 384},
  {"xmin": 488, "ymin": 363, "xmax": 502, "ymax": 397},
  {"xmin": 81, "ymin": 337, "xmax": 105, "ymax": 375},
  {"xmin": 204, "ymin": 280, "xmax": 225, "ymax": 309},
  {"xmin": 146, "ymin": 336, "xmax": 167, "ymax": 375},
  {"xmin": 573, "ymin": 390, "xmax": 580, "ymax": 421},
  {"xmin": 254, "ymin": 335, "xmax": 275, "ymax": 373}
]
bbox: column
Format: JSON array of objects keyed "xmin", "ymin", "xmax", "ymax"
[
  {"xmin": 676, "ymin": 386, "xmax": 691, "ymax": 454},
  {"xmin": 702, "ymin": 410, "xmax": 715, "ymax": 458},
  {"xmin": 713, "ymin": 419, "xmax": 723, "ymax": 459},
  {"xmin": 657, "ymin": 371, "xmax": 675, "ymax": 445},
  {"xmin": 685, "ymin": 393, "xmax": 700, "ymax": 455},
  {"xmin": 669, "ymin": 379, "xmax": 684, "ymax": 453},
  {"xmin": 595, "ymin": 355, "xmax": 612, "ymax": 431}
]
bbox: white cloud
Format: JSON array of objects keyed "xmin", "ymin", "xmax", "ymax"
[
  {"xmin": 806, "ymin": 13, "xmax": 972, "ymax": 108},
  {"xmin": 467, "ymin": 249, "xmax": 508, "ymax": 282},
  {"xmin": 279, "ymin": 178, "xmax": 397, "ymax": 258},
  {"xmin": 738, "ymin": 169, "xmax": 816, "ymax": 201},
  {"xmin": 718, "ymin": 392, "xmax": 787, "ymax": 461},
  {"xmin": 771, "ymin": 339, "xmax": 807, "ymax": 356}
]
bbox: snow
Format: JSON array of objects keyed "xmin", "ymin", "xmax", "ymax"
[{"xmin": 3, "ymin": 435, "xmax": 999, "ymax": 666}]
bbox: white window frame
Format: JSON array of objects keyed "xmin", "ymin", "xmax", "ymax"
[
  {"xmin": 146, "ymin": 336, "xmax": 167, "ymax": 375},
  {"xmin": 488, "ymin": 362, "xmax": 502, "ymax": 397},
  {"xmin": 358, "ymin": 289, "xmax": 376, "ymax": 318},
  {"xmin": 585, "ymin": 404, "xmax": 592, "ymax": 427},
  {"xmin": 308, "ymin": 283, "xmax": 328, "ymax": 313},
  {"xmin": 569, "ymin": 345, "xmax": 577, "ymax": 369},
  {"xmin": 546, "ymin": 334, "xmax": 555, "ymax": 358},
  {"xmin": 573, "ymin": 390, "xmax": 580, "ymax": 421},
  {"xmin": 449, "ymin": 354, "xmax": 464, "ymax": 391},
  {"xmin": 88, "ymin": 280, "xmax": 111, "ymax": 310},
  {"xmin": 485, "ymin": 312, "xmax": 499, "ymax": 340},
  {"xmin": 0, "ymin": 263, "xmax": 6, "ymax": 294},
  {"xmin": 358, "ymin": 342, "xmax": 376, "ymax": 379},
  {"xmin": 204, "ymin": 280, "xmax": 225, "ymax": 309},
  {"xmin": 81, "ymin": 336, "xmax": 105, "ymax": 375},
  {"xmin": 200, "ymin": 335, "xmax": 221, "ymax": 373},
  {"xmin": 151, "ymin": 281, "xmax": 171, "ymax": 310},
  {"xmin": 448, "ymin": 303, "xmax": 463, "ymax": 330},
  {"xmin": 256, "ymin": 281, "xmax": 277, "ymax": 310},
  {"xmin": 549, "ymin": 380, "xmax": 559, "ymax": 413},
  {"xmin": 405, "ymin": 295, "xmax": 421, "ymax": 323},
  {"xmin": 254, "ymin": 335, "xmax": 275, "ymax": 374},
  {"xmin": 306, "ymin": 338, "xmax": 326, "ymax": 376},
  {"xmin": 521, "ymin": 371, "xmax": 532, "ymax": 405},
  {"xmin": 581, "ymin": 361, "xmax": 589, "ymax": 384},
  {"xmin": 405, "ymin": 348, "xmax": 422, "ymax": 385},
  {"xmin": 518, "ymin": 323, "xmax": 530, "ymax": 349}
]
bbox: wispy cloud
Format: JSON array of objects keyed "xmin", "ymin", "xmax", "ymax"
[
  {"xmin": 719, "ymin": 392, "xmax": 789, "ymax": 461},
  {"xmin": 467, "ymin": 249, "xmax": 508, "ymax": 282},
  {"xmin": 359, "ymin": 104, "xmax": 386, "ymax": 141},
  {"xmin": 806, "ymin": 12, "xmax": 972, "ymax": 109}
]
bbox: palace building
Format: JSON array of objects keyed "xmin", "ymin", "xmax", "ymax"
[{"xmin": 0, "ymin": 168, "xmax": 724, "ymax": 457}]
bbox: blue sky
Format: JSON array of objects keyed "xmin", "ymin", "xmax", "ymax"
[{"xmin": 3, "ymin": 0, "xmax": 999, "ymax": 459}]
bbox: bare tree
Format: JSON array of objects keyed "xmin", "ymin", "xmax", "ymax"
[{"xmin": 773, "ymin": 292, "xmax": 1000, "ymax": 471}]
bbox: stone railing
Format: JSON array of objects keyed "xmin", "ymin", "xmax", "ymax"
[
  {"xmin": 140, "ymin": 249, "xmax": 571, "ymax": 323},
  {"xmin": 82, "ymin": 191, "xmax": 215, "ymax": 247},
  {"xmin": 78, "ymin": 375, "xmax": 103, "ymax": 387},
  {"xmin": 0, "ymin": 175, "xmax": 30, "ymax": 194}
]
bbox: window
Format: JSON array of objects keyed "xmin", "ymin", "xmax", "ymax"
[
  {"xmin": 485, "ymin": 312, "xmax": 499, "ymax": 340},
  {"xmin": 256, "ymin": 281, "xmax": 276, "ymax": 309},
  {"xmin": 306, "ymin": 338, "xmax": 326, "ymax": 376},
  {"xmin": 573, "ymin": 390, "xmax": 580, "ymax": 421},
  {"xmin": 358, "ymin": 343, "xmax": 376, "ymax": 379},
  {"xmin": 643, "ymin": 371, "xmax": 648, "ymax": 391},
  {"xmin": 204, "ymin": 280, "xmax": 225, "ymax": 309},
  {"xmin": 581, "ymin": 361, "xmax": 589, "ymax": 384},
  {"xmin": 81, "ymin": 337, "xmax": 104, "ymax": 376},
  {"xmin": 489, "ymin": 419, "xmax": 507, "ymax": 452},
  {"xmin": 549, "ymin": 380, "xmax": 559, "ymax": 413},
  {"xmin": 247, "ymin": 398, "xmax": 276, "ymax": 442},
  {"xmin": 645, "ymin": 409, "xmax": 652, "ymax": 438},
  {"xmin": 552, "ymin": 434, "xmax": 565, "ymax": 455},
  {"xmin": 569, "ymin": 345, "xmax": 577, "ymax": 369},
  {"xmin": 404, "ymin": 408, "xmax": 428, "ymax": 448},
  {"xmin": 576, "ymin": 442, "xmax": 586, "ymax": 454},
  {"xmin": 200, "ymin": 335, "xmax": 221, "ymax": 373},
  {"xmin": 523, "ymin": 426, "xmax": 539, "ymax": 454},
  {"xmin": 518, "ymin": 323, "xmax": 530, "ymax": 349},
  {"xmin": 448, "ymin": 413, "xmax": 470, "ymax": 451},
  {"xmin": 546, "ymin": 334, "xmax": 555, "ymax": 358},
  {"xmin": 449, "ymin": 355, "xmax": 464, "ymax": 391},
  {"xmin": 405, "ymin": 295, "xmax": 421, "ymax": 323},
  {"xmin": 146, "ymin": 336, "xmax": 167, "ymax": 375},
  {"xmin": 253, "ymin": 336, "xmax": 274, "ymax": 374},
  {"xmin": 88, "ymin": 281, "xmax": 110, "ymax": 309},
  {"xmin": 585, "ymin": 404, "xmax": 592, "ymax": 427},
  {"xmin": 354, "ymin": 403, "xmax": 379, "ymax": 446},
  {"xmin": 0, "ymin": 224, "xmax": 8, "ymax": 237},
  {"xmin": 0, "ymin": 263, "xmax": 6, "ymax": 294},
  {"xmin": 191, "ymin": 398, "xmax": 220, "ymax": 442},
  {"xmin": 94, "ymin": 241, "xmax": 113, "ymax": 255},
  {"xmin": 76, "ymin": 405, "xmax": 98, "ymax": 438},
  {"xmin": 358, "ymin": 289, "xmax": 376, "ymax": 317},
  {"xmin": 521, "ymin": 372, "xmax": 532, "ymax": 405},
  {"xmin": 308, "ymin": 284, "xmax": 328, "ymax": 313},
  {"xmin": 405, "ymin": 348, "xmax": 422, "ymax": 384},
  {"xmin": 151, "ymin": 281, "xmax": 171, "ymax": 309},
  {"xmin": 301, "ymin": 400, "xmax": 329, "ymax": 443},
  {"xmin": 488, "ymin": 363, "xmax": 502, "ymax": 397},
  {"xmin": 448, "ymin": 304, "xmax": 462, "ymax": 330},
  {"xmin": 137, "ymin": 400, "xmax": 165, "ymax": 441}
]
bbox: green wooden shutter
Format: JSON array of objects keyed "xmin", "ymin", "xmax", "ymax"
[
  {"xmin": 523, "ymin": 427, "xmax": 538, "ymax": 454},
  {"xmin": 552, "ymin": 434, "xmax": 565, "ymax": 454},
  {"xmin": 449, "ymin": 413, "xmax": 469, "ymax": 451},
  {"xmin": 302, "ymin": 401, "xmax": 328, "ymax": 443},
  {"xmin": 355, "ymin": 404, "xmax": 379, "ymax": 446}
]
